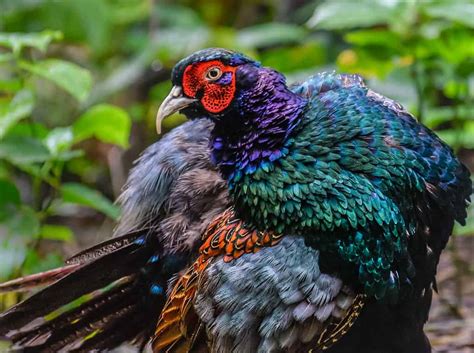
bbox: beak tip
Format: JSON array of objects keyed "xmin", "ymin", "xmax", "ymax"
[
  {"xmin": 155, "ymin": 108, "xmax": 164, "ymax": 135},
  {"xmin": 155, "ymin": 86, "xmax": 197, "ymax": 136}
]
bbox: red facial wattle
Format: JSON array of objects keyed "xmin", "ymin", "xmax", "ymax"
[{"xmin": 182, "ymin": 60, "xmax": 236, "ymax": 114}]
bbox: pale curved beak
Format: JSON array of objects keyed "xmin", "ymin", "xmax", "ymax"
[{"xmin": 156, "ymin": 86, "xmax": 197, "ymax": 134}]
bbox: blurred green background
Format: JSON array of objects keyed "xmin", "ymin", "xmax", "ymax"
[{"xmin": 0, "ymin": 0, "xmax": 473, "ymax": 351}]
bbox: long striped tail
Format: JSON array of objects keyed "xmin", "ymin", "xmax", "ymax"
[{"xmin": 0, "ymin": 230, "xmax": 183, "ymax": 352}]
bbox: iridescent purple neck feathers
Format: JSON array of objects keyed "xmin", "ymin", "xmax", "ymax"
[{"xmin": 210, "ymin": 67, "xmax": 307, "ymax": 180}]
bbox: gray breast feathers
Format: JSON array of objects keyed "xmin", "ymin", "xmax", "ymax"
[{"xmin": 194, "ymin": 237, "xmax": 356, "ymax": 353}]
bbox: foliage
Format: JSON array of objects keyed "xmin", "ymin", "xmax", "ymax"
[
  {"xmin": 0, "ymin": 31, "xmax": 130, "ymax": 287},
  {"xmin": 0, "ymin": 0, "xmax": 472, "ymax": 305}
]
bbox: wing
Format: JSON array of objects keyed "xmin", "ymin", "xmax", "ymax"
[
  {"xmin": 297, "ymin": 72, "xmax": 471, "ymax": 234},
  {"xmin": 116, "ymin": 118, "xmax": 221, "ymax": 238},
  {"xmin": 298, "ymin": 73, "xmax": 471, "ymax": 292},
  {"xmin": 152, "ymin": 265, "xmax": 204, "ymax": 353},
  {"xmin": 294, "ymin": 71, "xmax": 471, "ymax": 231}
]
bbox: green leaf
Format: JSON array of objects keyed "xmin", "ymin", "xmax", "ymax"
[
  {"xmin": 307, "ymin": 0, "xmax": 396, "ymax": 30},
  {"xmin": 436, "ymin": 124, "xmax": 474, "ymax": 149},
  {"xmin": 0, "ymin": 52, "xmax": 15, "ymax": 63},
  {"xmin": 0, "ymin": 244, "xmax": 26, "ymax": 281},
  {"xmin": 0, "ymin": 136, "xmax": 50, "ymax": 165},
  {"xmin": 237, "ymin": 23, "xmax": 306, "ymax": 48},
  {"xmin": 22, "ymin": 251, "xmax": 64, "ymax": 276},
  {"xmin": 73, "ymin": 104, "xmax": 131, "ymax": 148},
  {"xmin": 14, "ymin": 164, "xmax": 56, "ymax": 187},
  {"xmin": 65, "ymin": 0, "xmax": 112, "ymax": 54},
  {"xmin": 155, "ymin": 27, "xmax": 210, "ymax": 65},
  {"xmin": 65, "ymin": 156, "xmax": 101, "ymax": 182},
  {"xmin": 7, "ymin": 122, "xmax": 50, "ymax": 139},
  {"xmin": 0, "ymin": 179, "xmax": 20, "ymax": 208},
  {"xmin": 435, "ymin": 27, "xmax": 474, "ymax": 65},
  {"xmin": 0, "ymin": 161, "xmax": 9, "ymax": 179},
  {"xmin": 344, "ymin": 30, "xmax": 403, "ymax": 50},
  {"xmin": 153, "ymin": 4, "xmax": 203, "ymax": 28},
  {"xmin": 336, "ymin": 48, "xmax": 395, "ymax": 78},
  {"xmin": 20, "ymin": 59, "xmax": 92, "ymax": 103},
  {"xmin": 61, "ymin": 182, "xmax": 120, "ymax": 220},
  {"xmin": 0, "ymin": 30, "xmax": 62, "ymax": 55},
  {"xmin": 44, "ymin": 127, "xmax": 74, "ymax": 155},
  {"xmin": 0, "ymin": 89, "xmax": 35, "ymax": 139},
  {"xmin": 0, "ymin": 205, "xmax": 40, "ymax": 238},
  {"xmin": 260, "ymin": 43, "xmax": 326, "ymax": 74},
  {"xmin": 40, "ymin": 224, "xmax": 74, "ymax": 242},
  {"xmin": 0, "ymin": 78, "xmax": 22, "ymax": 93},
  {"xmin": 54, "ymin": 150, "xmax": 84, "ymax": 162},
  {"xmin": 423, "ymin": 2, "xmax": 474, "ymax": 28}
]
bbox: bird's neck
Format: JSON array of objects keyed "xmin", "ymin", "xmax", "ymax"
[{"xmin": 210, "ymin": 68, "xmax": 307, "ymax": 181}]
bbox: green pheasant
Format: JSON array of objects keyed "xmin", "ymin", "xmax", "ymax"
[{"xmin": 0, "ymin": 48, "xmax": 470, "ymax": 353}]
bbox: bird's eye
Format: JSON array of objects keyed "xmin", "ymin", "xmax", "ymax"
[{"xmin": 205, "ymin": 67, "xmax": 222, "ymax": 81}]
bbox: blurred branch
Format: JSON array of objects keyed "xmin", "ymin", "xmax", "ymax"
[
  {"xmin": 107, "ymin": 146, "xmax": 126, "ymax": 198},
  {"xmin": 149, "ymin": 0, "xmax": 159, "ymax": 40},
  {"xmin": 425, "ymin": 318, "xmax": 474, "ymax": 331},
  {"xmin": 411, "ymin": 60, "xmax": 424, "ymax": 122}
]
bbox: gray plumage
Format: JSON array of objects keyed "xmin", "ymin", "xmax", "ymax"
[
  {"xmin": 194, "ymin": 237, "xmax": 355, "ymax": 353},
  {"xmin": 116, "ymin": 118, "xmax": 228, "ymax": 254}
]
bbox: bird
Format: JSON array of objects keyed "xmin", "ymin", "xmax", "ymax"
[{"xmin": 0, "ymin": 47, "xmax": 471, "ymax": 353}]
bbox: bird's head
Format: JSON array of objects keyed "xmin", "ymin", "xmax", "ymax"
[{"xmin": 156, "ymin": 48, "xmax": 262, "ymax": 133}]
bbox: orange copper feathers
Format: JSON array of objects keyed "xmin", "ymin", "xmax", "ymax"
[
  {"xmin": 199, "ymin": 207, "xmax": 283, "ymax": 264},
  {"xmin": 152, "ymin": 208, "xmax": 283, "ymax": 352},
  {"xmin": 152, "ymin": 267, "xmax": 202, "ymax": 353}
]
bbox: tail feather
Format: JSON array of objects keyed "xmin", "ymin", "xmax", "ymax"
[
  {"xmin": 66, "ymin": 230, "xmax": 144, "ymax": 265},
  {"xmin": 0, "ymin": 264, "xmax": 80, "ymax": 293},
  {"xmin": 69, "ymin": 304, "xmax": 147, "ymax": 353},
  {"xmin": 9, "ymin": 278, "xmax": 135, "ymax": 349},
  {"xmin": 16, "ymin": 301, "xmax": 140, "ymax": 353},
  {"xmin": 0, "ymin": 238, "xmax": 150, "ymax": 336},
  {"xmin": 33, "ymin": 296, "xmax": 139, "ymax": 353}
]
